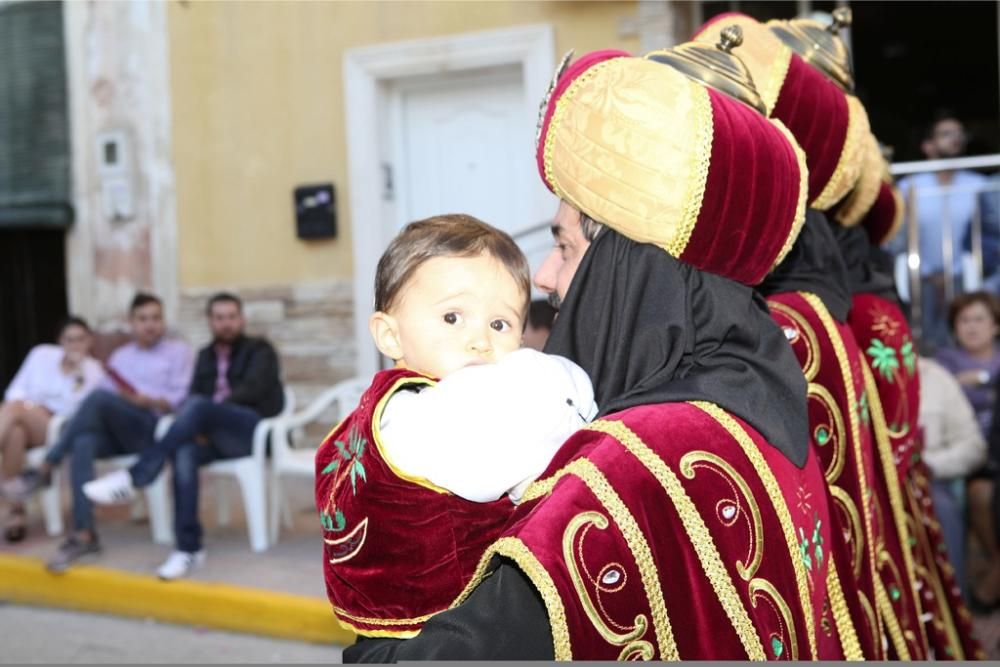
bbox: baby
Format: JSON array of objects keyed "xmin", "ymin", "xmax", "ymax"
[{"xmin": 315, "ymin": 213, "xmax": 595, "ymax": 638}]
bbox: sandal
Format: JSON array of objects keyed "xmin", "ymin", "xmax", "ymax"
[{"xmin": 4, "ymin": 505, "xmax": 27, "ymax": 543}]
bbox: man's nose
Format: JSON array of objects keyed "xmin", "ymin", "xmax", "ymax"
[{"xmin": 534, "ymin": 250, "xmax": 559, "ymax": 294}]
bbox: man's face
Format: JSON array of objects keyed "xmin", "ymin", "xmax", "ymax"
[
  {"xmin": 533, "ymin": 201, "xmax": 591, "ymax": 308},
  {"xmin": 209, "ymin": 301, "xmax": 245, "ymax": 344},
  {"xmin": 922, "ymin": 119, "xmax": 967, "ymax": 159},
  {"xmin": 130, "ymin": 302, "xmax": 165, "ymax": 347}
]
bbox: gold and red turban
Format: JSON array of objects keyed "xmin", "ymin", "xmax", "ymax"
[
  {"xmin": 535, "ymin": 50, "xmax": 807, "ymax": 286},
  {"xmin": 694, "ymin": 13, "xmax": 869, "ymax": 211}
]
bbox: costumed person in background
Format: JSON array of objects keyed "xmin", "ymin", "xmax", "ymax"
[
  {"xmin": 315, "ymin": 214, "xmax": 596, "ymax": 638},
  {"xmin": 839, "ymin": 147, "xmax": 986, "ymax": 659},
  {"xmin": 347, "ymin": 42, "xmax": 845, "ymax": 661},
  {"xmin": 808, "ymin": 18, "xmax": 983, "ymax": 661},
  {"xmin": 695, "ymin": 11, "xmax": 927, "ymax": 659}
]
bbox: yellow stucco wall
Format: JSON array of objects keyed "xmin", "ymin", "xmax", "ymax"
[{"xmin": 168, "ymin": 1, "xmax": 638, "ymax": 288}]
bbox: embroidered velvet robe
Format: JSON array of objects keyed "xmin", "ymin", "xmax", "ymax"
[
  {"xmin": 850, "ymin": 292, "xmax": 985, "ymax": 659},
  {"xmin": 315, "ymin": 368, "xmax": 515, "ymax": 638}
]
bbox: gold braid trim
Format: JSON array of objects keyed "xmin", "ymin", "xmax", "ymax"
[
  {"xmin": 874, "ymin": 577, "xmax": 911, "ymax": 660},
  {"xmin": 688, "ymin": 401, "xmax": 818, "ymax": 659},
  {"xmin": 542, "ymin": 58, "xmax": 619, "ymax": 213},
  {"xmin": 767, "ymin": 300, "xmax": 821, "ymax": 380},
  {"xmin": 665, "ymin": 82, "xmax": 714, "ymax": 258},
  {"xmin": 861, "ymin": 362, "xmax": 932, "ymax": 656},
  {"xmin": 563, "ymin": 457, "xmax": 678, "ymax": 660},
  {"xmin": 826, "ymin": 556, "xmax": 864, "ymax": 659},
  {"xmin": 812, "ymin": 94, "xmax": 868, "ymax": 211},
  {"xmin": 370, "ymin": 375, "xmax": 449, "ymax": 494},
  {"xmin": 903, "ymin": 482, "xmax": 965, "ymax": 658},
  {"xmin": 586, "ymin": 420, "xmax": 765, "ymax": 660},
  {"xmin": 459, "ymin": 536, "xmax": 573, "ymax": 660},
  {"xmin": 800, "ymin": 291, "xmax": 884, "ymax": 645},
  {"xmin": 769, "ymin": 118, "xmax": 810, "ymax": 272},
  {"xmin": 762, "ymin": 44, "xmax": 793, "ymax": 115}
]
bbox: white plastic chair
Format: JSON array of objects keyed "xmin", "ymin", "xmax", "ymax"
[
  {"xmin": 29, "ymin": 413, "xmax": 172, "ymax": 544},
  {"xmin": 157, "ymin": 387, "xmax": 296, "ymax": 553},
  {"xmin": 268, "ymin": 378, "xmax": 367, "ymax": 545}
]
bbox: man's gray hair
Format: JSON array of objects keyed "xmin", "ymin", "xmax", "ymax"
[{"xmin": 580, "ymin": 212, "xmax": 605, "ymax": 242}]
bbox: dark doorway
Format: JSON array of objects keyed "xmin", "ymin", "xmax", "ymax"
[{"xmin": 0, "ymin": 229, "xmax": 68, "ymax": 388}]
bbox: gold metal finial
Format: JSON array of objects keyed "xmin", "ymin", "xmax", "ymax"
[
  {"xmin": 829, "ymin": 7, "xmax": 852, "ymax": 33},
  {"xmin": 718, "ymin": 25, "xmax": 743, "ymax": 53},
  {"xmin": 768, "ymin": 13, "xmax": 855, "ymax": 91},
  {"xmin": 645, "ymin": 25, "xmax": 766, "ymax": 114}
]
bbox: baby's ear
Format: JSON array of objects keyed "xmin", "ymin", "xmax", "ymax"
[{"xmin": 369, "ymin": 311, "xmax": 403, "ymax": 361}]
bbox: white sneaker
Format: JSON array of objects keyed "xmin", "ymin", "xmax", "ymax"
[
  {"xmin": 83, "ymin": 469, "xmax": 136, "ymax": 505},
  {"xmin": 157, "ymin": 549, "xmax": 206, "ymax": 581}
]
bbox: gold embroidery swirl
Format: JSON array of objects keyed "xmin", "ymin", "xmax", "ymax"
[
  {"xmin": 563, "ymin": 511, "xmax": 654, "ymax": 657},
  {"xmin": 749, "ymin": 577, "xmax": 799, "ymax": 660},
  {"xmin": 801, "ymin": 292, "xmax": 883, "ymax": 643},
  {"xmin": 666, "ymin": 82, "xmax": 714, "ymax": 258},
  {"xmin": 829, "ymin": 485, "xmax": 864, "ymax": 578},
  {"xmin": 586, "ymin": 420, "xmax": 765, "ymax": 660},
  {"xmin": 861, "ymin": 362, "xmax": 931, "ymax": 655},
  {"xmin": 680, "ymin": 451, "xmax": 763, "ymax": 581},
  {"xmin": 767, "ymin": 300, "xmax": 820, "ymax": 380},
  {"xmin": 688, "ymin": 402, "xmax": 818, "ymax": 659},
  {"xmin": 826, "ymin": 556, "xmax": 864, "ymax": 659},
  {"xmin": 809, "ymin": 384, "xmax": 847, "ymax": 484},
  {"xmin": 563, "ymin": 458, "xmax": 677, "ymax": 659}
]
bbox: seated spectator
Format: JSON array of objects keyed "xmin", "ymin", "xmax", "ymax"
[
  {"xmin": 918, "ymin": 357, "xmax": 988, "ymax": 590},
  {"xmin": 84, "ymin": 292, "xmax": 284, "ymax": 580},
  {"xmin": 936, "ymin": 292, "xmax": 1000, "ymax": 609},
  {"xmin": 521, "ymin": 299, "xmax": 557, "ymax": 352},
  {"xmin": 2, "ymin": 293, "xmax": 193, "ymax": 571},
  {"xmin": 936, "ymin": 291, "xmax": 1000, "ymax": 436},
  {"xmin": 0, "ymin": 317, "xmax": 104, "ymax": 542}
]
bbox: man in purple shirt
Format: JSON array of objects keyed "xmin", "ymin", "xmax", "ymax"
[{"xmin": 3, "ymin": 293, "xmax": 193, "ymax": 571}]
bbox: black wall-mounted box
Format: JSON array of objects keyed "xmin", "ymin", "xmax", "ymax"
[{"xmin": 294, "ymin": 183, "xmax": 336, "ymax": 240}]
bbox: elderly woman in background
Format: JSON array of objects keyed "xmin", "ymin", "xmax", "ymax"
[
  {"xmin": 936, "ymin": 291, "xmax": 1000, "ymax": 610},
  {"xmin": 0, "ymin": 317, "xmax": 104, "ymax": 542}
]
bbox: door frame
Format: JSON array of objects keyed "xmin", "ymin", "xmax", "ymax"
[{"xmin": 343, "ymin": 24, "xmax": 555, "ymax": 377}]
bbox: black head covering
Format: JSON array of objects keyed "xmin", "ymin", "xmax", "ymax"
[
  {"xmin": 544, "ymin": 228, "xmax": 809, "ymax": 468},
  {"xmin": 829, "ymin": 218, "xmax": 899, "ymax": 303},
  {"xmin": 758, "ymin": 209, "xmax": 853, "ymax": 323}
]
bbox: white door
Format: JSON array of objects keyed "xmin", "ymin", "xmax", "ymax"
[{"xmin": 389, "ymin": 64, "xmax": 555, "ymax": 288}]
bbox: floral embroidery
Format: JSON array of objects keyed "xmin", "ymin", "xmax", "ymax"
[
  {"xmin": 319, "ymin": 424, "xmax": 369, "ymax": 532},
  {"xmin": 866, "ymin": 338, "xmax": 900, "ymax": 383},
  {"xmin": 900, "ymin": 338, "xmax": 916, "ymax": 377},
  {"xmin": 798, "ymin": 513, "xmax": 824, "ymax": 574}
]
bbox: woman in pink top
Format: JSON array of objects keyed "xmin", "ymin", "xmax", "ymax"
[{"xmin": 1, "ymin": 317, "xmax": 104, "ymax": 542}]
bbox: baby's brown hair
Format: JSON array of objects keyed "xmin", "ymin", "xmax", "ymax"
[{"xmin": 374, "ymin": 214, "xmax": 531, "ymax": 316}]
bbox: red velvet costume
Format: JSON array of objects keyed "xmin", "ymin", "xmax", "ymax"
[
  {"xmin": 768, "ymin": 291, "xmax": 929, "ymax": 659},
  {"xmin": 850, "ymin": 292, "xmax": 985, "ymax": 660},
  {"xmin": 315, "ymin": 368, "xmax": 515, "ymax": 637},
  {"xmin": 462, "ymin": 402, "xmax": 843, "ymax": 660}
]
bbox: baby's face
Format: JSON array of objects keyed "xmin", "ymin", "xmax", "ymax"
[{"xmin": 390, "ymin": 254, "xmax": 525, "ymax": 379}]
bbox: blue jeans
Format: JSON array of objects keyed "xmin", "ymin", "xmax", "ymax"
[
  {"xmin": 129, "ymin": 395, "xmax": 260, "ymax": 553},
  {"xmin": 930, "ymin": 478, "xmax": 966, "ymax": 592},
  {"xmin": 44, "ymin": 389, "xmax": 157, "ymax": 534}
]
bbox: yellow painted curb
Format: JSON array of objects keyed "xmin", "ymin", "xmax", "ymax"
[{"xmin": 0, "ymin": 553, "xmax": 355, "ymax": 646}]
